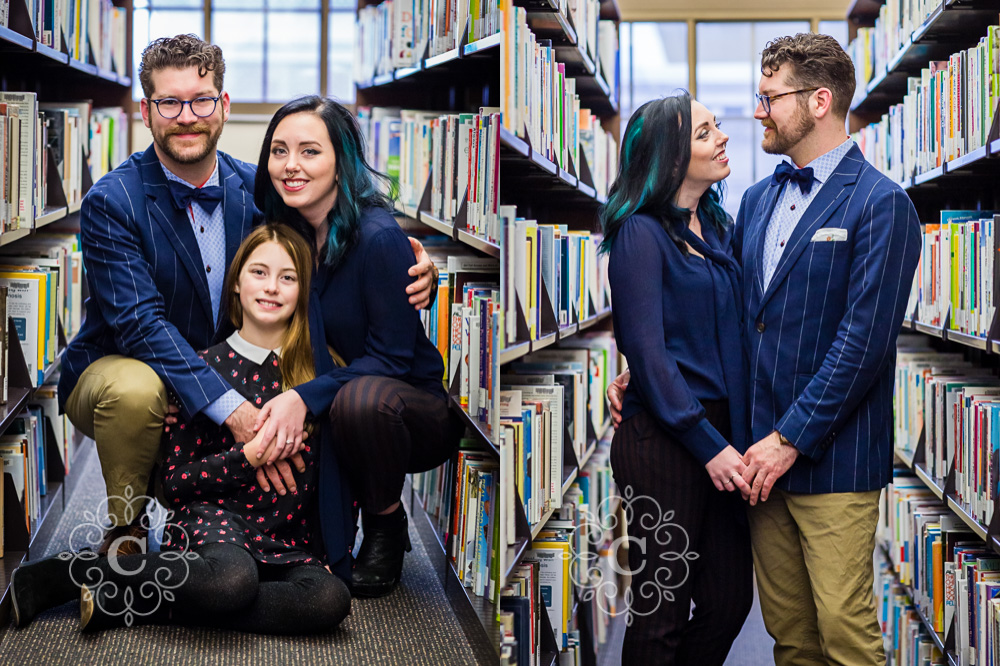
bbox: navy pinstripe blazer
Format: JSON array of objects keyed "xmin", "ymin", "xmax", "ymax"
[
  {"xmin": 58, "ymin": 145, "xmax": 257, "ymax": 419},
  {"xmin": 734, "ymin": 143, "xmax": 920, "ymax": 493}
]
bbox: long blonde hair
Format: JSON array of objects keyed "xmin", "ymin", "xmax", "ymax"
[{"xmin": 224, "ymin": 223, "xmax": 315, "ymax": 389}]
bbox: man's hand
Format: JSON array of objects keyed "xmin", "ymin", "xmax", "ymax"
[
  {"xmin": 225, "ymin": 401, "xmax": 261, "ymax": 444},
  {"xmin": 254, "ymin": 391, "xmax": 308, "ymax": 464},
  {"xmin": 163, "ymin": 402, "xmax": 181, "ymax": 431},
  {"xmin": 406, "ymin": 236, "xmax": 437, "ymax": 310},
  {"xmin": 255, "ymin": 452, "xmax": 307, "ymax": 495},
  {"xmin": 607, "ymin": 369, "xmax": 630, "ymax": 429},
  {"xmin": 741, "ymin": 431, "xmax": 800, "ymax": 506}
]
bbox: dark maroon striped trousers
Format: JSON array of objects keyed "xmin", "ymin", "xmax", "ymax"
[
  {"xmin": 329, "ymin": 376, "xmax": 463, "ymax": 513},
  {"xmin": 609, "ymin": 400, "xmax": 753, "ymax": 665}
]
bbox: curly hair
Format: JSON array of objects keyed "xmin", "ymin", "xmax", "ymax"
[
  {"xmin": 139, "ymin": 34, "xmax": 226, "ymax": 98},
  {"xmin": 760, "ymin": 33, "xmax": 855, "ymax": 119}
]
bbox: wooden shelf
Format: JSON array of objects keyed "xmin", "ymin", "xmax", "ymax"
[
  {"xmin": 449, "ymin": 395, "xmax": 498, "ymax": 457},
  {"xmin": 0, "ymin": 228, "xmax": 31, "ymax": 247},
  {"xmin": 913, "ymin": 462, "xmax": 944, "ymax": 500},
  {"xmin": 34, "ymin": 206, "xmax": 68, "ymax": 228}
]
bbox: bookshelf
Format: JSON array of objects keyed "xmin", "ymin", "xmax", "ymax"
[
  {"xmin": 499, "ymin": 0, "xmax": 623, "ymax": 662},
  {"xmin": 353, "ymin": 0, "xmax": 502, "ymax": 661},
  {"xmin": 0, "ymin": 0, "xmax": 134, "ymax": 625},
  {"xmin": 848, "ymin": 1, "xmax": 1000, "ymax": 660}
]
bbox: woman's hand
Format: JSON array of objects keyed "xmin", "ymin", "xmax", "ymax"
[
  {"xmin": 406, "ymin": 236, "xmax": 438, "ymax": 310},
  {"xmin": 607, "ymin": 369, "xmax": 630, "ymax": 429},
  {"xmin": 705, "ymin": 445, "xmax": 751, "ymax": 497},
  {"xmin": 253, "ymin": 390, "xmax": 308, "ymax": 464}
]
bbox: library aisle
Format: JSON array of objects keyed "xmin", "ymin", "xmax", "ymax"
[{"xmin": 0, "ymin": 444, "xmax": 478, "ymax": 665}]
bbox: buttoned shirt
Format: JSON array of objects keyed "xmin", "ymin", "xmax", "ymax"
[
  {"xmin": 162, "ymin": 161, "xmax": 245, "ymax": 425},
  {"xmin": 762, "ymin": 138, "xmax": 854, "ymax": 289}
]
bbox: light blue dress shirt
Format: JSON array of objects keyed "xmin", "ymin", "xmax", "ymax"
[
  {"xmin": 161, "ymin": 161, "xmax": 245, "ymax": 425},
  {"xmin": 762, "ymin": 138, "xmax": 855, "ymax": 289}
]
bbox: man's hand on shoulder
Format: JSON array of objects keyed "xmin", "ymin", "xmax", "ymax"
[
  {"xmin": 406, "ymin": 236, "xmax": 438, "ymax": 310},
  {"xmin": 225, "ymin": 401, "xmax": 261, "ymax": 444}
]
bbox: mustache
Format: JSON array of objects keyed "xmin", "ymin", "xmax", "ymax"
[
  {"xmin": 761, "ymin": 121, "xmax": 778, "ymax": 130},
  {"xmin": 165, "ymin": 124, "xmax": 213, "ymax": 136}
]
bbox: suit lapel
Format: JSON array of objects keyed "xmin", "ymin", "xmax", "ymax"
[
  {"xmin": 750, "ymin": 181, "xmax": 783, "ymax": 298},
  {"xmin": 220, "ymin": 154, "xmax": 253, "ymax": 277},
  {"xmin": 753, "ymin": 146, "xmax": 863, "ymax": 319},
  {"xmin": 140, "ymin": 145, "xmax": 214, "ymax": 323}
]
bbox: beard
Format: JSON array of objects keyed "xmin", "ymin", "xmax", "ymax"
[
  {"xmin": 152, "ymin": 121, "xmax": 222, "ymax": 165},
  {"xmin": 761, "ymin": 104, "xmax": 815, "ymax": 155}
]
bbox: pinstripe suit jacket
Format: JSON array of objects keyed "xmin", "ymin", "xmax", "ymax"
[
  {"xmin": 58, "ymin": 145, "xmax": 257, "ymax": 420},
  {"xmin": 734, "ymin": 143, "xmax": 920, "ymax": 493}
]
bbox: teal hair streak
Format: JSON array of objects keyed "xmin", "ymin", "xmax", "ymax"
[
  {"xmin": 321, "ymin": 123, "xmax": 391, "ymax": 266},
  {"xmin": 599, "ymin": 116, "xmax": 658, "ymax": 255}
]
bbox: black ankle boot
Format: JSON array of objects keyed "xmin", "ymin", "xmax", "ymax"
[
  {"xmin": 352, "ymin": 505, "xmax": 413, "ymax": 598},
  {"xmin": 10, "ymin": 551, "xmax": 90, "ymax": 627}
]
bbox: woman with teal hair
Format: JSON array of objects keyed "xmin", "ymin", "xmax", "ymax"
[
  {"xmin": 600, "ymin": 92, "xmax": 753, "ymax": 664},
  {"xmin": 252, "ymin": 96, "xmax": 462, "ymax": 598}
]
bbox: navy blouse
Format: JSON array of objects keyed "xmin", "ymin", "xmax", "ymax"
[
  {"xmin": 294, "ymin": 206, "xmax": 446, "ymax": 416},
  {"xmin": 608, "ymin": 213, "xmax": 747, "ymax": 465}
]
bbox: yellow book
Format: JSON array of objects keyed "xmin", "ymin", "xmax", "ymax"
[
  {"xmin": 526, "ymin": 224, "xmax": 537, "ymax": 340},
  {"xmin": 0, "ymin": 271, "xmax": 47, "ymax": 386},
  {"xmin": 933, "ymin": 537, "xmax": 943, "ymax": 631}
]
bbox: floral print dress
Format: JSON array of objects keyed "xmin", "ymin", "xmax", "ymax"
[{"xmin": 160, "ymin": 333, "xmax": 321, "ymax": 566}]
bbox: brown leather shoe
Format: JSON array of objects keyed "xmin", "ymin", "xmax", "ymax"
[{"xmin": 97, "ymin": 525, "xmax": 149, "ymax": 557}]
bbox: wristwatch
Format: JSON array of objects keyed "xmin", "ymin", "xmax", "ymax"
[{"xmin": 776, "ymin": 431, "xmax": 794, "ymax": 448}]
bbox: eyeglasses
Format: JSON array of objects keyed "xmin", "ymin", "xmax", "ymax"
[
  {"xmin": 147, "ymin": 96, "xmax": 221, "ymax": 119},
  {"xmin": 754, "ymin": 88, "xmax": 820, "ymax": 115}
]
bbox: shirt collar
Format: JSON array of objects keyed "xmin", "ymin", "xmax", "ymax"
[
  {"xmin": 227, "ymin": 331, "xmax": 282, "ymax": 365},
  {"xmin": 800, "ymin": 138, "xmax": 853, "ymax": 186},
  {"xmin": 161, "ymin": 158, "xmax": 220, "ymax": 189}
]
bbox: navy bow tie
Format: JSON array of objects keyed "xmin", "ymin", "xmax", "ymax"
[
  {"xmin": 771, "ymin": 161, "xmax": 815, "ymax": 195},
  {"xmin": 168, "ymin": 181, "xmax": 224, "ymax": 213}
]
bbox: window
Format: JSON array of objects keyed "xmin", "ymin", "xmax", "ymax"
[
  {"xmin": 133, "ymin": 1, "xmax": 356, "ymax": 105},
  {"xmin": 619, "ymin": 22, "xmax": 689, "ymax": 128},
  {"xmin": 132, "ymin": 0, "xmax": 205, "ymax": 100},
  {"xmin": 696, "ymin": 21, "xmax": 809, "ymax": 216}
]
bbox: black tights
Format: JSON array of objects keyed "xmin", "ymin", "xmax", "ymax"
[{"xmin": 77, "ymin": 543, "xmax": 350, "ymax": 634}]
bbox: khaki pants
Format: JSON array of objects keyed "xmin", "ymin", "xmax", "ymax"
[
  {"xmin": 748, "ymin": 488, "xmax": 884, "ymax": 666},
  {"xmin": 64, "ymin": 355, "xmax": 168, "ymax": 527}
]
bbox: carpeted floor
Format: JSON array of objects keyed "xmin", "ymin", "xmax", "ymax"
[{"xmin": 0, "ymin": 448, "xmax": 480, "ymax": 665}]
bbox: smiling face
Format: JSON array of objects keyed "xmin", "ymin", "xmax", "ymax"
[
  {"xmin": 682, "ymin": 99, "xmax": 730, "ymax": 190},
  {"xmin": 267, "ymin": 111, "xmax": 339, "ymax": 229},
  {"xmin": 140, "ymin": 65, "xmax": 229, "ymax": 170},
  {"xmin": 235, "ymin": 241, "xmax": 300, "ymax": 333},
  {"xmin": 754, "ymin": 66, "xmax": 816, "ymax": 156}
]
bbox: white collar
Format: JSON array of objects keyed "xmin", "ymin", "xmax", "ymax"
[{"xmin": 227, "ymin": 331, "xmax": 282, "ymax": 365}]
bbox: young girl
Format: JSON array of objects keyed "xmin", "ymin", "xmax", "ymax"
[{"xmin": 10, "ymin": 224, "xmax": 352, "ymax": 634}]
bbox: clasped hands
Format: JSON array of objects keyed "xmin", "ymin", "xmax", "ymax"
[
  {"xmin": 607, "ymin": 370, "xmax": 799, "ymax": 505},
  {"xmin": 165, "ymin": 390, "xmax": 310, "ymax": 496}
]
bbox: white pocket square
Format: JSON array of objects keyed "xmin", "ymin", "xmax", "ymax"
[{"xmin": 811, "ymin": 228, "xmax": 848, "ymax": 242}]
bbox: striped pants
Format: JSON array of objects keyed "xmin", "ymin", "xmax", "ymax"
[
  {"xmin": 329, "ymin": 376, "xmax": 463, "ymax": 514},
  {"xmin": 609, "ymin": 402, "xmax": 753, "ymax": 665}
]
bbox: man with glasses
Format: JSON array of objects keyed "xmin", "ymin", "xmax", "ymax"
[
  {"xmin": 58, "ymin": 34, "xmax": 437, "ymax": 557},
  {"xmin": 732, "ymin": 34, "xmax": 918, "ymax": 664},
  {"xmin": 606, "ymin": 33, "xmax": 919, "ymax": 665}
]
